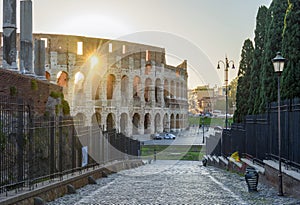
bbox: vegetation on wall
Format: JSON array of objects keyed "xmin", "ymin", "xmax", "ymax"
[
  {"xmin": 9, "ymin": 86, "xmax": 17, "ymax": 96},
  {"xmin": 31, "ymin": 79, "xmax": 38, "ymax": 91},
  {"xmin": 49, "ymin": 91, "xmax": 70, "ymax": 116}
]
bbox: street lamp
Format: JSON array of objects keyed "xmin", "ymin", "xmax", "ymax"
[
  {"xmin": 199, "ymin": 115, "xmax": 205, "ymax": 144},
  {"xmin": 272, "ymin": 51, "xmax": 286, "ymax": 196},
  {"xmin": 217, "ymin": 56, "xmax": 235, "ymax": 129}
]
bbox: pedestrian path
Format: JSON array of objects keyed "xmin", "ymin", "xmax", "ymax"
[{"xmin": 48, "ymin": 160, "xmax": 300, "ymax": 205}]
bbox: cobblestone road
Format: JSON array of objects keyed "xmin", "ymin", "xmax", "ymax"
[{"xmin": 48, "ymin": 160, "xmax": 300, "ymax": 205}]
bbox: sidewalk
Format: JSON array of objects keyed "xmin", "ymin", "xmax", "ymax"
[{"xmin": 0, "ymin": 160, "xmax": 143, "ymax": 205}]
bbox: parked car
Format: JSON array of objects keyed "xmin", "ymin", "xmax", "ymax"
[
  {"xmin": 164, "ymin": 133, "xmax": 176, "ymax": 139},
  {"xmin": 151, "ymin": 133, "xmax": 162, "ymax": 140},
  {"xmin": 214, "ymin": 126, "xmax": 223, "ymax": 132}
]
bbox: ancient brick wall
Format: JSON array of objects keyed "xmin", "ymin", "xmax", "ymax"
[{"xmin": 0, "ymin": 69, "xmax": 62, "ymax": 115}]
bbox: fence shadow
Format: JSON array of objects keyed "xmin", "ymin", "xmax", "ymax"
[{"xmin": 0, "ymin": 96, "xmax": 140, "ymax": 194}]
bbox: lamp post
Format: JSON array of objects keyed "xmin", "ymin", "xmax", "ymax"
[
  {"xmin": 217, "ymin": 56, "xmax": 235, "ymax": 129},
  {"xmin": 198, "ymin": 114, "xmax": 205, "ymax": 144},
  {"xmin": 202, "ymin": 116, "xmax": 205, "ymax": 143},
  {"xmin": 272, "ymin": 52, "xmax": 286, "ymax": 196}
]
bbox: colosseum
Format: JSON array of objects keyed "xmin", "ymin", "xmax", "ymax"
[{"xmin": 1, "ymin": 33, "xmax": 189, "ymax": 139}]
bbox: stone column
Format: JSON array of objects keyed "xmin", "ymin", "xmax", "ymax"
[
  {"xmin": 150, "ymin": 81, "xmax": 155, "ymax": 108},
  {"xmin": 2, "ymin": 0, "xmax": 17, "ymax": 70},
  {"xmin": 34, "ymin": 40, "xmax": 46, "ymax": 80},
  {"xmin": 160, "ymin": 82, "xmax": 164, "ymax": 108},
  {"xmin": 128, "ymin": 78, "xmax": 133, "ymax": 106},
  {"xmin": 20, "ymin": 0, "xmax": 33, "ymax": 74},
  {"xmin": 139, "ymin": 116, "xmax": 144, "ymax": 135},
  {"xmin": 150, "ymin": 112, "xmax": 155, "ymax": 134}
]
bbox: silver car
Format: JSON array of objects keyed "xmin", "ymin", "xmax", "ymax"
[{"xmin": 164, "ymin": 133, "xmax": 176, "ymax": 139}]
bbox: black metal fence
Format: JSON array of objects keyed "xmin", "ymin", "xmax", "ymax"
[
  {"xmin": 207, "ymin": 98, "xmax": 300, "ymax": 165},
  {"xmin": 0, "ymin": 96, "xmax": 140, "ymax": 194}
]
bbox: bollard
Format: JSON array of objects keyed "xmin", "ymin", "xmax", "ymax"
[
  {"xmin": 245, "ymin": 166, "xmax": 259, "ymax": 192},
  {"xmin": 34, "ymin": 197, "xmax": 45, "ymax": 205},
  {"xmin": 66, "ymin": 184, "xmax": 76, "ymax": 194},
  {"xmin": 88, "ymin": 176, "xmax": 97, "ymax": 184}
]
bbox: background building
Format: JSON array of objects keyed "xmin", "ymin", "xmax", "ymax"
[{"xmin": 0, "ymin": 33, "xmax": 189, "ymax": 139}]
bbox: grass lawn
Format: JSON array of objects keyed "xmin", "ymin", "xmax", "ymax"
[{"xmin": 141, "ymin": 145, "xmax": 205, "ymax": 161}]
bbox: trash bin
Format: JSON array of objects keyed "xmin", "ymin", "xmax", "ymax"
[
  {"xmin": 245, "ymin": 166, "xmax": 259, "ymax": 192},
  {"xmin": 202, "ymin": 158, "xmax": 207, "ymax": 167}
]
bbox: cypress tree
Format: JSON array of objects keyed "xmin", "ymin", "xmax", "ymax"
[
  {"xmin": 258, "ymin": 0, "xmax": 288, "ymax": 113},
  {"xmin": 234, "ymin": 39, "xmax": 254, "ymax": 123},
  {"xmin": 248, "ymin": 6, "xmax": 269, "ymax": 114},
  {"xmin": 281, "ymin": 0, "xmax": 300, "ymax": 99}
]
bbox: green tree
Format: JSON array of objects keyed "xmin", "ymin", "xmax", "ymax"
[
  {"xmin": 258, "ymin": 0, "xmax": 288, "ymax": 113},
  {"xmin": 234, "ymin": 39, "xmax": 254, "ymax": 123},
  {"xmin": 249, "ymin": 6, "xmax": 269, "ymax": 114},
  {"xmin": 228, "ymin": 76, "xmax": 238, "ymax": 113},
  {"xmin": 281, "ymin": 0, "xmax": 300, "ymax": 99}
]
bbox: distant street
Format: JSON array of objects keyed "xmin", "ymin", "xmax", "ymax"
[{"xmin": 143, "ymin": 126, "xmax": 214, "ymax": 146}]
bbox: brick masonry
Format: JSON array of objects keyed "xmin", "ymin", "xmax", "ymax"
[{"xmin": 0, "ymin": 69, "xmax": 62, "ymax": 115}]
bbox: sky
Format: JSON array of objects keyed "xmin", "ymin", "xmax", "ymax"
[{"xmin": 0, "ymin": 0, "xmax": 272, "ymax": 88}]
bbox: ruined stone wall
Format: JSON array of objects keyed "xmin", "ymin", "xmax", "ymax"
[
  {"xmin": 0, "ymin": 68, "xmax": 62, "ymax": 115},
  {"xmin": 1, "ymin": 33, "xmax": 188, "ymax": 137}
]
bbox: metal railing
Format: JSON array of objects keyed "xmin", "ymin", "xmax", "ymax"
[
  {"xmin": 206, "ymin": 98, "xmax": 300, "ymax": 166},
  {"xmin": 0, "ymin": 96, "xmax": 141, "ymax": 196}
]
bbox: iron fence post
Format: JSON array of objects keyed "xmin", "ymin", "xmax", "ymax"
[
  {"xmin": 17, "ymin": 98, "xmax": 24, "ymax": 183},
  {"xmin": 50, "ymin": 116, "xmax": 55, "ymax": 178}
]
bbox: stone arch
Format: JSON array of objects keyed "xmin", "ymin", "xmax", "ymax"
[
  {"xmin": 74, "ymin": 112, "xmax": 87, "ymax": 127},
  {"xmin": 57, "ymin": 71, "xmax": 69, "ymax": 87},
  {"xmin": 176, "ymin": 82, "xmax": 180, "ymax": 99},
  {"xmin": 132, "ymin": 113, "xmax": 140, "ymax": 135},
  {"xmin": 163, "ymin": 113, "xmax": 170, "ymax": 132},
  {"xmin": 145, "ymin": 61, "xmax": 151, "ymax": 75},
  {"xmin": 144, "ymin": 113, "xmax": 151, "ymax": 134},
  {"xmin": 155, "ymin": 78, "xmax": 162, "ymax": 104},
  {"xmin": 154, "ymin": 113, "xmax": 161, "ymax": 133},
  {"xmin": 164, "ymin": 79, "xmax": 169, "ymax": 99},
  {"xmin": 170, "ymin": 80, "xmax": 175, "ymax": 98},
  {"xmin": 91, "ymin": 112, "xmax": 101, "ymax": 127},
  {"xmin": 92, "ymin": 75, "xmax": 101, "ymax": 100},
  {"xmin": 120, "ymin": 113, "xmax": 128, "ymax": 135},
  {"xmin": 133, "ymin": 76, "xmax": 141, "ymax": 106},
  {"xmin": 170, "ymin": 113, "xmax": 175, "ymax": 131},
  {"xmin": 106, "ymin": 113, "xmax": 115, "ymax": 131},
  {"xmin": 121, "ymin": 75, "xmax": 129, "ymax": 106},
  {"xmin": 176, "ymin": 114, "xmax": 180, "ymax": 130},
  {"xmin": 144, "ymin": 78, "xmax": 152, "ymax": 103},
  {"xmin": 107, "ymin": 74, "xmax": 116, "ymax": 100},
  {"xmin": 74, "ymin": 71, "xmax": 85, "ymax": 93}
]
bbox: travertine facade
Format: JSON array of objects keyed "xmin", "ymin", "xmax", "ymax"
[{"xmin": 1, "ymin": 33, "xmax": 189, "ymax": 138}]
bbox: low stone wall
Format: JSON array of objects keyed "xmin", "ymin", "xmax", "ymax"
[
  {"xmin": 259, "ymin": 163, "xmax": 300, "ymax": 199},
  {"xmin": 1, "ymin": 160, "xmax": 144, "ymax": 205},
  {"xmin": 206, "ymin": 156, "xmax": 300, "ymax": 199}
]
